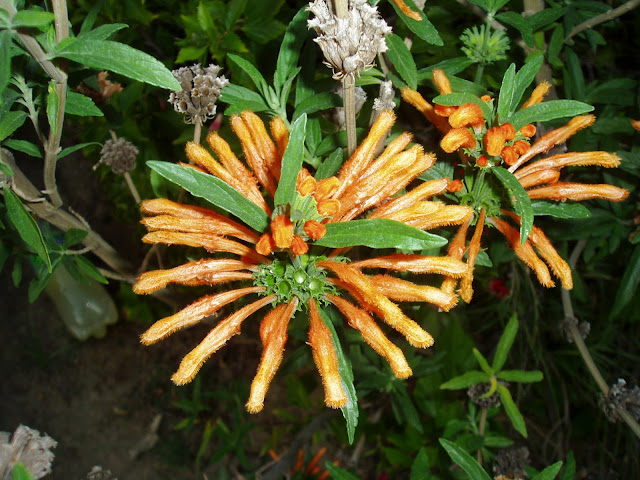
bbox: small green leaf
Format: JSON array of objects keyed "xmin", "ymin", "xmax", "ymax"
[
  {"xmin": 11, "ymin": 9, "xmax": 55, "ymax": 29},
  {"xmin": 492, "ymin": 313, "xmax": 518, "ymax": 372},
  {"xmin": 512, "ymin": 55, "xmax": 544, "ymax": 112},
  {"xmin": 531, "ymin": 461, "xmax": 564, "ymax": 480},
  {"xmin": 227, "ymin": 53, "xmax": 268, "ymax": 96},
  {"xmin": 496, "ymin": 11, "xmax": 534, "ymax": 47},
  {"xmin": 0, "ymin": 110, "xmax": 28, "ymax": 142},
  {"xmin": 325, "ymin": 463, "xmax": 360, "ymax": 480},
  {"xmin": 439, "ymin": 438, "xmax": 492, "ymax": 480},
  {"xmin": 472, "ymin": 348, "xmax": 493, "ymax": 375},
  {"xmin": 0, "ymin": 30, "xmax": 11, "ymax": 98},
  {"xmin": 274, "ymin": 6, "xmax": 309, "ymax": 89},
  {"xmin": 497, "ymin": 370, "xmax": 543, "ymax": 383},
  {"xmin": 497, "ymin": 63, "xmax": 516, "ymax": 122},
  {"xmin": 315, "ymin": 147, "xmax": 343, "ymax": 180},
  {"xmin": 508, "ymin": 100, "xmax": 594, "ymax": 131},
  {"xmin": 493, "ymin": 167, "xmax": 534, "ymax": 244},
  {"xmin": 390, "ymin": 0, "xmax": 442, "ymax": 46},
  {"xmin": 12, "ymin": 257, "xmax": 22, "ymax": 287},
  {"xmin": 3, "ymin": 186, "xmax": 52, "ymax": 272},
  {"xmin": 559, "ymin": 452, "xmax": 575, "ymax": 480},
  {"xmin": 146, "ymin": 161, "xmax": 269, "ymax": 232},
  {"xmin": 75, "ymin": 255, "xmax": 108, "ymax": 284},
  {"xmin": 319, "ymin": 305, "xmax": 358, "ymax": 445},
  {"xmin": 53, "ymin": 38, "xmax": 181, "ymax": 90},
  {"xmin": 496, "ymin": 384, "xmax": 527, "ymax": 437},
  {"xmin": 293, "ymin": 92, "xmax": 341, "ymax": 120},
  {"xmin": 410, "ymin": 447, "xmax": 431, "ymax": 480},
  {"xmin": 386, "ymin": 34, "xmax": 418, "ymax": 90},
  {"xmin": 11, "ymin": 462, "xmax": 36, "ymax": 480},
  {"xmin": 58, "ymin": 142, "xmax": 102, "ymax": 160},
  {"xmin": 433, "ymin": 93, "xmax": 493, "ymax": 125},
  {"xmin": 3, "ymin": 139, "xmax": 42, "ymax": 158},
  {"xmin": 46, "ymin": 81, "xmax": 59, "ymax": 136},
  {"xmin": 441, "ymin": 370, "xmax": 491, "ymax": 390},
  {"xmin": 274, "ymin": 114, "xmax": 307, "ymax": 207},
  {"xmin": 63, "ymin": 228, "xmax": 89, "ymax": 248},
  {"xmin": 611, "ymin": 244, "xmax": 640, "ymax": 319},
  {"xmin": 528, "ymin": 7, "xmax": 566, "ymax": 31},
  {"xmin": 316, "ymin": 219, "xmax": 448, "ymax": 251},
  {"xmin": 392, "ymin": 382, "xmax": 423, "ymax": 433},
  {"xmin": 0, "ymin": 154, "xmax": 13, "ymax": 176},
  {"xmin": 531, "ymin": 201, "xmax": 591, "ymax": 219},
  {"xmin": 65, "ymin": 91, "xmax": 103, "ymax": 116},
  {"xmin": 220, "ymin": 84, "xmax": 269, "ymax": 114},
  {"xmin": 80, "ymin": 23, "xmax": 128, "ymax": 42}
]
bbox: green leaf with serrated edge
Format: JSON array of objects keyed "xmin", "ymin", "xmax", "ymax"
[
  {"xmin": 531, "ymin": 461, "xmax": 564, "ymax": 480},
  {"xmin": 46, "ymin": 81, "xmax": 59, "ymax": 137},
  {"xmin": 146, "ymin": 161, "xmax": 269, "ymax": 232},
  {"xmin": 508, "ymin": 100, "xmax": 594, "ymax": 131},
  {"xmin": 11, "ymin": 462, "xmax": 36, "ymax": 480},
  {"xmin": 390, "ymin": 0, "xmax": 442, "ymax": 46},
  {"xmin": 58, "ymin": 142, "xmax": 102, "ymax": 160},
  {"xmin": 386, "ymin": 34, "xmax": 418, "ymax": 90},
  {"xmin": 531, "ymin": 201, "xmax": 591, "ymax": 219},
  {"xmin": 325, "ymin": 463, "xmax": 359, "ymax": 480},
  {"xmin": 497, "ymin": 384, "xmax": 527, "ymax": 437},
  {"xmin": 0, "ymin": 30, "xmax": 10, "ymax": 99},
  {"xmin": 63, "ymin": 228, "xmax": 89, "ymax": 248},
  {"xmin": 79, "ymin": 0, "xmax": 104, "ymax": 35},
  {"xmin": 497, "ymin": 370, "xmax": 543, "ymax": 383},
  {"xmin": 492, "ymin": 313, "xmax": 518, "ymax": 372},
  {"xmin": 392, "ymin": 382, "xmax": 423, "ymax": 433},
  {"xmin": 293, "ymin": 92, "xmax": 341, "ymax": 120},
  {"xmin": 610, "ymin": 244, "xmax": 640, "ymax": 319},
  {"xmin": 11, "ymin": 10, "xmax": 55, "ymax": 28},
  {"xmin": 53, "ymin": 39, "xmax": 181, "ymax": 90},
  {"xmin": 559, "ymin": 452, "xmax": 575, "ymax": 480},
  {"xmin": 511, "ymin": 55, "xmax": 544, "ymax": 113},
  {"xmin": 441, "ymin": 370, "xmax": 491, "ymax": 390},
  {"xmin": 274, "ymin": 114, "xmax": 306, "ymax": 207},
  {"xmin": 439, "ymin": 438, "xmax": 492, "ymax": 480},
  {"xmin": 410, "ymin": 447, "xmax": 430, "ymax": 480},
  {"xmin": 316, "ymin": 219, "xmax": 447, "ymax": 251},
  {"xmin": 497, "ymin": 63, "xmax": 516, "ymax": 122},
  {"xmin": 220, "ymin": 84, "xmax": 269, "ymax": 113},
  {"xmin": 274, "ymin": 6, "xmax": 309, "ymax": 89},
  {"xmin": 496, "ymin": 11, "xmax": 534, "ymax": 47},
  {"xmin": 433, "ymin": 93, "xmax": 493, "ymax": 125},
  {"xmin": 547, "ymin": 24, "xmax": 564, "ymax": 68},
  {"xmin": 75, "ymin": 255, "xmax": 108, "ymax": 284},
  {"xmin": 227, "ymin": 53, "xmax": 268, "ymax": 96},
  {"xmin": 3, "ymin": 139, "xmax": 41, "ymax": 158},
  {"xmin": 3, "ymin": 186, "xmax": 52, "ymax": 272},
  {"xmin": 305, "ymin": 117, "xmax": 322, "ymax": 154},
  {"xmin": 316, "ymin": 147, "xmax": 343, "ymax": 180},
  {"xmin": 319, "ymin": 305, "xmax": 358, "ymax": 445},
  {"xmin": 65, "ymin": 91, "xmax": 103, "ymax": 116},
  {"xmin": 472, "ymin": 348, "xmax": 493, "ymax": 375},
  {"xmin": 0, "ymin": 111, "xmax": 27, "ymax": 142},
  {"xmin": 493, "ymin": 167, "xmax": 533, "ymax": 244}
]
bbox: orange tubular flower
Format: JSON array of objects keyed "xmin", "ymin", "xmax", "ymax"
[
  {"xmin": 441, "ymin": 128, "xmax": 477, "ymax": 153},
  {"xmin": 390, "ymin": 0, "xmax": 421, "ymax": 20},
  {"xmin": 137, "ymin": 109, "xmax": 473, "ymax": 413}
]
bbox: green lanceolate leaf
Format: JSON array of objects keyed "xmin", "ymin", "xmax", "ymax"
[
  {"xmin": 410, "ymin": 447, "xmax": 431, "ymax": 480},
  {"xmin": 497, "ymin": 370, "xmax": 543, "ymax": 383},
  {"xmin": 433, "ymin": 93, "xmax": 493, "ymax": 125},
  {"xmin": 315, "ymin": 147, "xmax": 343, "ymax": 180},
  {"xmin": 227, "ymin": 53, "xmax": 268, "ymax": 96},
  {"xmin": 512, "ymin": 55, "xmax": 544, "ymax": 111},
  {"xmin": 63, "ymin": 228, "xmax": 89, "ymax": 248},
  {"xmin": 274, "ymin": 114, "xmax": 307, "ymax": 207},
  {"xmin": 53, "ymin": 38, "xmax": 181, "ymax": 90},
  {"xmin": 495, "ymin": 11, "xmax": 534, "ymax": 47},
  {"xmin": 0, "ymin": 30, "xmax": 11, "ymax": 99},
  {"xmin": 274, "ymin": 6, "xmax": 309, "ymax": 90},
  {"xmin": 492, "ymin": 313, "xmax": 518, "ymax": 372},
  {"xmin": 610, "ymin": 244, "xmax": 640, "ymax": 319},
  {"xmin": 386, "ymin": 34, "xmax": 418, "ymax": 90},
  {"xmin": 390, "ymin": 0, "xmax": 442, "ymax": 46},
  {"xmin": 0, "ymin": 111, "xmax": 27, "ymax": 142},
  {"xmin": 58, "ymin": 142, "xmax": 102, "ymax": 160},
  {"xmin": 46, "ymin": 81, "xmax": 59, "ymax": 137},
  {"xmin": 65, "ymin": 91, "xmax": 103, "ymax": 116},
  {"xmin": 472, "ymin": 348, "xmax": 493, "ymax": 375},
  {"xmin": 220, "ymin": 84, "xmax": 269, "ymax": 114},
  {"xmin": 3, "ymin": 186, "xmax": 52, "ymax": 272},
  {"xmin": 11, "ymin": 9, "xmax": 55, "ymax": 29},
  {"xmin": 493, "ymin": 167, "xmax": 534, "ymax": 244},
  {"xmin": 293, "ymin": 92, "xmax": 341, "ymax": 120},
  {"xmin": 74, "ymin": 255, "xmax": 108, "ymax": 284},
  {"xmin": 439, "ymin": 438, "xmax": 492, "ymax": 480},
  {"xmin": 531, "ymin": 201, "xmax": 591, "ymax": 219},
  {"xmin": 319, "ymin": 305, "xmax": 358, "ymax": 444},
  {"xmin": 3, "ymin": 139, "xmax": 41, "ymax": 158},
  {"xmin": 440, "ymin": 370, "xmax": 491, "ymax": 390},
  {"xmin": 531, "ymin": 461, "xmax": 564, "ymax": 480},
  {"xmin": 324, "ymin": 463, "xmax": 359, "ymax": 480},
  {"xmin": 496, "ymin": 384, "xmax": 527, "ymax": 437},
  {"xmin": 316, "ymin": 219, "xmax": 447, "ymax": 251},
  {"xmin": 508, "ymin": 100, "xmax": 594, "ymax": 131},
  {"xmin": 147, "ymin": 161, "xmax": 269, "ymax": 232},
  {"xmin": 497, "ymin": 63, "xmax": 516, "ymax": 122},
  {"xmin": 78, "ymin": 23, "xmax": 129, "ymax": 42}
]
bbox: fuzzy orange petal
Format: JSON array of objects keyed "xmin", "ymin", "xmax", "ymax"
[
  {"xmin": 441, "ymin": 218, "xmax": 471, "ymax": 295},
  {"xmin": 526, "ymin": 182, "xmax": 629, "ymax": 202},
  {"xmin": 371, "ymin": 274, "xmax": 458, "ymax": 311},
  {"xmin": 369, "ymin": 178, "xmax": 449, "ymax": 219},
  {"xmin": 441, "ymin": 128, "xmax": 477, "ymax": 153},
  {"xmin": 351, "ymin": 253, "xmax": 468, "ymax": 277},
  {"xmin": 514, "ymin": 151, "xmax": 621, "ymax": 179},
  {"xmin": 448, "ymin": 103, "xmax": 485, "ymax": 129},
  {"xmin": 432, "ymin": 69, "xmax": 452, "ymax": 95},
  {"xmin": 459, "ymin": 209, "xmax": 485, "ymax": 303},
  {"xmin": 141, "ymin": 215, "xmax": 259, "ymax": 243},
  {"xmin": 517, "ymin": 169, "xmax": 561, "ymax": 189},
  {"xmin": 401, "ymin": 87, "xmax": 451, "ymax": 134}
]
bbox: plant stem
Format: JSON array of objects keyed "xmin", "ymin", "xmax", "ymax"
[
  {"xmin": 193, "ymin": 118, "xmax": 202, "ymax": 144},
  {"xmin": 477, "ymin": 407, "xmax": 488, "ymax": 464},
  {"xmin": 474, "ymin": 64, "xmax": 484, "ymax": 86},
  {"xmin": 565, "ymin": 0, "xmax": 640, "ymax": 41}
]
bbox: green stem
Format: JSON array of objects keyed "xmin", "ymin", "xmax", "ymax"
[
  {"xmin": 476, "ymin": 407, "xmax": 488, "ymax": 464},
  {"xmin": 342, "ymin": 75, "xmax": 357, "ymax": 157},
  {"xmin": 474, "ymin": 64, "xmax": 484, "ymax": 86}
]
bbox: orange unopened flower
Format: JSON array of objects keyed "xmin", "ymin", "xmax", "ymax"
[
  {"xmin": 484, "ymin": 126, "xmax": 508, "ymax": 156},
  {"xmin": 441, "ymin": 128, "xmax": 477, "ymax": 153},
  {"xmin": 303, "ymin": 220, "xmax": 327, "ymax": 240},
  {"xmin": 433, "ymin": 68, "xmax": 452, "ymax": 94},
  {"xmin": 448, "ymin": 179, "xmax": 464, "ymax": 193},
  {"xmin": 519, "ymin": 124, "xmax": 536, "ymax": 138},
  {"xmin": 271, "ymin": 215, "xmax": 294, "ymax": 249},
  {"xmin": 477, "ymin": 155, "xmax": 488, "ymax": 167},
  {"xmin": 501, "ymin": 145, "xmax": 518, "ymax": 165},
  {"xmin": 633, "ymin": 120, "xmax": 640, "ymax": 131}
]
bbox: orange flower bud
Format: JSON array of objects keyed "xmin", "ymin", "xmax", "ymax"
[
  {"xmin": 476, "ymin": 155, "xmax": 488, "ymax": 167},
  {"xmin": 484, "ymin": 126, "xmax": 507, "ymax": 156},
  {"xmin": 501, "ymin": 145, "xmax": 518, "ymax": 165},
  {"xmin": 303, "ymin": 220, "xmax": 327, "ymax": 240},
  {"xmin": 317, "ymin": 199, "xmax": 341, "ymax": 217},
  {"xmin": 513, "ymin": 140, "xmax": 531, "ymax": 155},
  {"xmin": 481, "ymin": 95, "xmax": 492, "ymax": 103},
  {"xmin": 633, "ymin": 120, "xmax": 640, "ymax": 131},
  {"xmin": 520, "ymin": 124, "xmax": 536, "ymax": 138},
  {"xmin": 448, "ymin": 103, "xmax": 485, "ymax": 129},
  {"xmin": 291, "ymin": 235, "xmax": 309, "ymax": 255},
  {"xmin": 434, "ymin": 104, "xmax": 458, "ymax": 117},
  {"xmin": 255, "ymin": 233, "xmax": 275, "ymax": 256},
  {"xmin": 315, "ymin": 176, "xmax": 340, "ymax": 200},
  {"xmin": 448, "ymin": 179, "xmax": 464, "ymax": 193},
  {"xmin": 441, "ymin": 128, "xmax": 477, "ymax": 153},
  {"xmin": 271, "ymin": 215, "xmax": 294, "ymax": 249},
  {"xmin": 432, "ymin": 69, "xmax": 452, "ymax": 94},
  {"xmin": 499, "ymin": 123, "xmax": 516, "ymax": 141},
  {"xmin": 297, "ymin": 174, "xmax": 316, "ymax": 197}
]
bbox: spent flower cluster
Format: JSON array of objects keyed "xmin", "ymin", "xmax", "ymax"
[
  {"xmin": 96, "ymin": 137, "xmax": 138, "ymax": 175},
  {"xmin": 168, "ymin": 64, "xmax": 229, "ymax": 124}
]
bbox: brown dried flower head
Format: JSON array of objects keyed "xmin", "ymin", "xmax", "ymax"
[
  {"xmin": 97, "ymin": 137, "xmax": 139, "ymax": 175},
  {"xmin": 307, "ymin": 0, "xmax": 391, "ymax": 79},
  {"xmin": 168, "ymin": 64, "xmax": 229, "ymax": 124}
]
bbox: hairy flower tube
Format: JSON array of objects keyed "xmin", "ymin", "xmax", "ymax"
[
  {"xmin": 135, "ymin": 110, "xmax": 472, "ymax": 413},
  {"xmin": 402, "ymin": 69, "xmax": 629, "ymax": 301}
]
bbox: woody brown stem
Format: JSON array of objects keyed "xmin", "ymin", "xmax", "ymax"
[{"xmin": 565, "ymin": 0, "xmax": 640, "ymax": 41}]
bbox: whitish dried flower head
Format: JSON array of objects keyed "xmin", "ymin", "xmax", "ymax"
[
  {"xmin": 0, "ymin": 425, "xmax": 57, "ymax": 479},
  {"xmin": 86, "ymin": 466, "xmax": 118, "ymax": 480},
  {"xmin": 373, "ymin": 81, "xmax": 395, "ymax": 112},
  {"xmin": 97, "ymin": 137, "xmax": 139, "ymax": 174},
  {"xmin": 168, "ymin": 64, "xmax": 229, "ymax": 124},
  {"xmin": 308, "ymin": 0, "xmax": 391, "ymax": 79},
  {"xmin": 601, "ymin": 378, "xmax": 640, "ymax": 422}
]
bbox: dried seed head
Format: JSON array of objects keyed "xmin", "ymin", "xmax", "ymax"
[
  {"xmin": 373, "ymin": 81, "xmax": 396, "ymax": 112},
  {"xmin": 493, "ymin": 447, "xmax": 530, "ymax": 479},
  {"xmin": 600, "ymin": 378, "xmax": 640, "ymax": 422},
  {"xmin": 308, "ymin": 0, "xmax": 391, "ymax": 79},
  {"xmin": 467, "ymin": 382, "xmax": 504, "ymax": 408},
  {"xmin": 97, "ymin": 137, "xmax": 138, "ymax": 174},
  {"xmin": 168, "ymin": 64, "xmax": 229, "ymax": 124}
]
